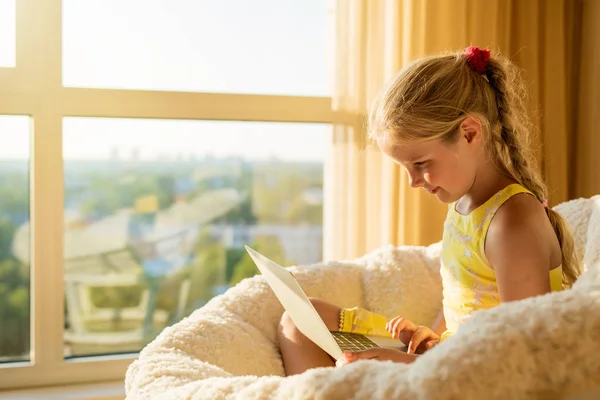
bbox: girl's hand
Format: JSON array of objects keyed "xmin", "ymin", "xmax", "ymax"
[
  {"xmin": 406, "ymin": 326, "xmax": 440, "ymax": 354},
  {"xmin": 386, "ymin": 316, "xmax": 417, "ymax": 345},
  {"xmin": 335, "ymin": 348, "xmax": 417, "ymax": 367},
  {"xmin": 386, "ymin": 317, "xmax": 440, "ymax": 354}
]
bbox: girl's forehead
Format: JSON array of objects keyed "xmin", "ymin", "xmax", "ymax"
[{"xmin": 385, "ymin": 138, "xmax": 444, "ymax": 162}]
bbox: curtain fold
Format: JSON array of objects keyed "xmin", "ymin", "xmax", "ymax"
[
  {"xmin": 325, "ymin": 0, "xmax": 599, "ymax": 261},
  {"xmin": 573, "ymin": 0, "xmax": 600, "ymax": 199}
]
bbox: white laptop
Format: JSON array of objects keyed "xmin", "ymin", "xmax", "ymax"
[{"xmin": 245, "ymin": 246, "xmax": 407, "ymax": 360}]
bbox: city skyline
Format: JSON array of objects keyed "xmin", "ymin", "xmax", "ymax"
[{"xmin": 0, "ymin": 116, "xmax": 331, "ymax": 162}]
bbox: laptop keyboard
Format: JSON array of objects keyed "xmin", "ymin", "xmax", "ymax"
[{"xmin": 330, "ymin": 331, "xmax": 379, "ymax": 351}]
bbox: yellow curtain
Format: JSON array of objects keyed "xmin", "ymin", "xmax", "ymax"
[
  {"xmin": 572, "ymin": 0, "xmax": 600, "ymax": 198},
  {"xmin": 325, "ymin": 0, "xmax": 599, "ymax": 261}
]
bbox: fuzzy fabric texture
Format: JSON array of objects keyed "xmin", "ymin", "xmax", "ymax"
[{"xmin": 125, "ymin": 196, "xmax": 600, "ymax": 400}]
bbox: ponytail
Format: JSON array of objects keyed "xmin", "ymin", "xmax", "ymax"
[{"xmin": 485, "ymin": 54, "xmax": 581, "ymax": 287}]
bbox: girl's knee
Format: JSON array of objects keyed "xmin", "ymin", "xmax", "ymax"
[
  {"xmin": 278, "ymin": 298, "xmax": 341, "ymax": 336},
  {"xmin": 279, "ymin": 310, "xmax": 294, "ymax": 334},
  {"xmin": 308, "ymin": 298, "xmax": 341, "ymax": 331}
]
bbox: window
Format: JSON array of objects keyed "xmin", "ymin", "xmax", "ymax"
[
  {"xmin": 0, "ymin": 0, "xmax": 16, "ymax": 67},
  {"xmin": 61, "ymin": 118, "xmax": 328, "ymax": 357},
  {"xmin": 0, "ymin": 0, "xmax": 332, "ymax": 391},
  {"xmin": 62, "ymin": 0, "xmax": 331, "ymax": 96}
]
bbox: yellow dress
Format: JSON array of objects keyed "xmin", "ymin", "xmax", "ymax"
[
  {"xmin": 339, "ymin": 184, "xmax": 563, "ymax": 341},
  {"xmin": 439, "ymin": 183, "xmax": 563, "ymax": 340}
]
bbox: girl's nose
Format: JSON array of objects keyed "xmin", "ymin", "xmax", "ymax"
[{"xmin": 407, "ymin": 171, "xmax": 423, "ymax": 188}]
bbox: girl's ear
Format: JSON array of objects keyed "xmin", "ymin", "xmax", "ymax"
[{"xmin": 460, "ymin": 116, "xmax": 483, "ymax": 145}]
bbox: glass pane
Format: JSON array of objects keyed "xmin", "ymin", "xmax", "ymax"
[
  {"xmin": 0, "ymin": 116, "xmax": 31, "ymax": 363},
  {"xmin": 63, "ymin": 0, "xmax": 332, "ymax": 96},
  {"xmin": 0, "ymin": 0, "xmax": 16, "ymax": 67},
  {"xmin": 62, "ymin": 117, "xmax": 329, "ymax": 357}
]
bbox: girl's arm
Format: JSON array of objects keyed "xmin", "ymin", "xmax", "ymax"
[
  {"xmin": 486, "ymin": 195, "xmax": 556, "ymax": 302},
  {"xmin": 430, "ymin": 309, "xmax": 446, "ymax": 336}
]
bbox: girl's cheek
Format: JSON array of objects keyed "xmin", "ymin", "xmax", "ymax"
[
  {"xmin": 424, "ymin": 165, "xmax": 444, "ymax": 185},
  {"xmin": 424, "ymin": 171, "xmax": 435, "ymax": 183}
]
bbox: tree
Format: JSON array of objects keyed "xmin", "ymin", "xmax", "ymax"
[
  {"xmin": 0, "ymin": 170, "xmax": 30, "ymax": 358},
  {"xmin": 185, "ymin": 228, "xmax": 227, "ymax": 310},
  {"xmin": 225, "ymin": 248, "xmax": 245, "ymax": 281},
  {"xmin": 0, "ymin": 258, "xmax": 29, "ymax": 358},
  {"xmin": 0, "ymin": 219, "xmax": 15, "ymax": 261},
  {"xmin": 284, "ymin": 195, "xmax": 322, "ymax": 224},
  {"xmin": 215, "ymin": 195, "xmax": 257, "ymax": 225},
  {"xmin": 229, "ymin": 254, "xmax": 258, "ymax": 287},
  {"xmin": 229, "ymin": 235, "xmax": 288, "ymax": 286},
  {"xmin": 156, "ymin": 175, "xmax": 176, "ymax": 209}
]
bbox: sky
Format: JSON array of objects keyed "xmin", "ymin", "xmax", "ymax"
[{"xmin": 0, "ymin": 0, "xmax": 333, "ymax": 161}]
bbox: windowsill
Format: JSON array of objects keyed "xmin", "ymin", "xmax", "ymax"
[{"xmin": 0, "ymin": 381, "xmax": 125, "ymax": 400}]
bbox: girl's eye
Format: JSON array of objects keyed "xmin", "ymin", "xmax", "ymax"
[{"xmin": 414, "ymin": 161, "xmax": 428, "ymax": 168}]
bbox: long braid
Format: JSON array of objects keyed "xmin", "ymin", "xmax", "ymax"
[
  {"xmin": 485, "ymin": 58, "xmax": 580, "ymax": 287},
  {"xmin": 485, "ymin": 59, "xmax": 548, "ymax": 203}
]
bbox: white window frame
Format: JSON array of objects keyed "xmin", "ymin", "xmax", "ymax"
[{"xmin": 0, "ymin": 0, "xmax": 333, "ymax": 390}]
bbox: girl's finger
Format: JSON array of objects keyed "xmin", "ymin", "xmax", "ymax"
[
  {"xmin": 386, "ymin": 316, "xmax": 401, "ymax": 333},
  {"xmin": 392, "ymin": 318, "xmax": 407, "ymax": 339},
  {"xmin": 336, "ymin": 358, "xmax": 349, "ymax": 367},
  {"xmin": 407, "ymin": 327, "xmax": 435, "ymax": 354}
]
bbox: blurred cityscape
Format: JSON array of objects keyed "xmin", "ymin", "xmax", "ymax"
[{"xmin": 0, "ymin": 152, "xmax": 323, "ymax": 359}]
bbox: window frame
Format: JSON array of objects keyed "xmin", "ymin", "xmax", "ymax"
[{"xmin": 0, "ymin": 0, "xmax": 334, "ymax": 390}]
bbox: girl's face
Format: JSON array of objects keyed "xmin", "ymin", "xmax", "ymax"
[{"xmin": 377, "ymin": 120, "xmax": 482, "ymax": 204}]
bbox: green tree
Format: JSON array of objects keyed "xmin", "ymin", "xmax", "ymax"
[
  {"xmin": 229, "ymin": 254, "xmax": 258, "ymax": 287},
  {"xmin": 0, "ymin": 172, "xmax": 29, "ymax": 216},
  {"xmin": 0, "ymin": 169, "xmax": 30, "ymax": 358},
  {"xmin": 284, "ymin": 196, "xmax": 322, "ymax": 224},
  {"xmin": 0, "ymin": 258, "xmax": 29, "ymax": 358},
  {"xmin": 225, "ymin": 248, "xmax": 245, "ymax": 281},
  {"xmin": 215, "ymin": 195, "xmax": 257, "ymax": 225},
  {"xmin": 251, "ymin": 163, "xmax": 323, "ymax": 225},
  {"xmin": 156, "ymin": 175, "xmax": 176, "ymax": 209},
  {"xmin": 0, "ymin": 219, "xmax": 16, "ymax": 260},
  {"xmin": 230, "ymin": 235, "xmax": 288, "ymax": 286},
  {"xmin": 186, "ymin": 228, "xmax": 226, "ymax": 310}
]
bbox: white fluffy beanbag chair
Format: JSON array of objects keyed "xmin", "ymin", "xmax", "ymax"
[{"xmin": 125, "ymin": 196, "xmax": 600, "ymax": 399}]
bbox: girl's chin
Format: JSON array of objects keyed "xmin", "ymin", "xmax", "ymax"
[
  {"xmin": 432, "ymin": 189, "xmax": 456, "ymax": 204},
  {"xmin": 423, "ymin": 187, "xmax": 459, "ymax": 204}
]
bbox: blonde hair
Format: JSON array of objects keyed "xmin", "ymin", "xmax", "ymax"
[{"xmin": 369, "ymin": 50, "xmax": 580, "ymax": 287}]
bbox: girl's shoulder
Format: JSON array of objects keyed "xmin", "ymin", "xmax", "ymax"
[
  {"xmin": 488, "ymin": 192, "xmax": 546, "ymax": 237},
  {"xmin": 485, "ymin": 192, "xmax": 561, "ymax": 297}
]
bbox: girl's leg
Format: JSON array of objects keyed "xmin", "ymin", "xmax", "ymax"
[{"xmin": 277, "ymin": 297, "xmax": 341, "ymax": 376}]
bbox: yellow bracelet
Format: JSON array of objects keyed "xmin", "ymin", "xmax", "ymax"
[
  {"xmin": 338, "ymin": 307, "xmax": 393, "ymax": 337},
  {"xmin": 338, "ymin": 309, "xmax": 345, "ymax": 331}
]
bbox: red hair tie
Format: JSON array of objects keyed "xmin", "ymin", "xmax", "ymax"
[{"xmin": 465, "ymin": 46, "xmax": 491, "ymax": 74}]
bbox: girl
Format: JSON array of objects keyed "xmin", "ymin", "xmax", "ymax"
[{"xmin": 277, "ymin": 46, "xmax": 580, "ymax": 376}]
